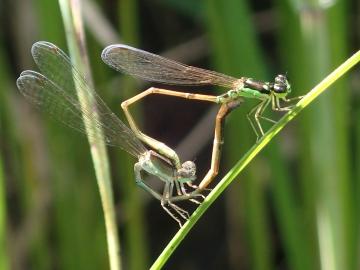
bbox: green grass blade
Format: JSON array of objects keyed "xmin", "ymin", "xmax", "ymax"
[
  {"xmin": 0, "ymin": 33, "xmax": 9, "ymax": 270},
  {"xmin": 117, "ymin": 0, "xmax": 150, "ymax": 269},
  {"xmin": 58, "ymin": 1, "xmax": 121, "ymax": 269},
  {"xmin": 150, "ymin": 49, "xmax": 360, "ymax": 270},
  {"xmin": 0, "ymin": 154, "xmax": 8, "ymax": 270}
]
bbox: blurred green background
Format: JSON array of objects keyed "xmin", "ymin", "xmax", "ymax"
[{"xmin": 1, "ymin": 0, "xmax": 360, "ymax": 269}]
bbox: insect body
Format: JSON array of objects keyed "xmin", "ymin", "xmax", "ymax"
[{"xmin": 102, "ymin": 45, "xmax": 300, "ymax": 140}]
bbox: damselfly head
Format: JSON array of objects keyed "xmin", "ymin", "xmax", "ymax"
[
  {"xmin": 177, "ymin": 161, "xmax": 196, "ymax": 183},
  {"xmin": 273, "ymin": 74, "xmax": 291, "ymax": 95}
]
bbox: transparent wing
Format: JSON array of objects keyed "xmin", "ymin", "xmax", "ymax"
[
  {"xmin": 17, "ymin": 42, "xmax": 147, "ymax": 157},
  {"xmin": 101, "ymin": 44, "xmax": 240, "ymax": 88}
]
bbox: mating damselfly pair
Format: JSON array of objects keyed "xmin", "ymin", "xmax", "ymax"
[{"xmin": 17, "ymin": 41, "xmax": 301, "ymax": 226}]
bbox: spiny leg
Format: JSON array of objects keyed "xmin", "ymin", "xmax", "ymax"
[
  {"xmin": 162, "ymin": 181, "xmax": 189, "ymax": 220},
  {"xmin": 249, "ymin": 94, "xmax": 304, "ymax": 138},
  {"xmin": 258, "ymin": 94, "xmax": 302, "ymax": 124},
  {"xmin": 172, "ymin": 178, "xmax": 202, "ymax": 203},
  {"xmin": 160, "ymin": 181, "xmax": 188, "ymax": 226},
  {"xmin": 168, "ymin": 188, "xmax": 207, "ymax": 203},
  {"xmin": 121, "ymin": 87, "xmax": 217, "ymax": 169},
  {"xmin": 161, "ymin": 200, "xmax": 183, "ymax": 227},
  {"xmin": 135, "ymin": 162, "xmax": 187, "ymax": 225},
  {"xmin": 247, "ymin": 95, "xmax": 302, "ymax": 140},
  {"xmin": 259, "ymin": 115, "xmax": 277, "ymax": 124},
  {"xmin": 164, "ymin": 182, "xmax": 209, "ymax": 203},
  {"xmin": 246, "ymin": 99, "xmax": 266, "ymax": 140},
  {"xmin": 257, "ymin": 97, "xmax": 276, "ymax": 124},
  {"xmin": 274, "ymin": 95, "xmax": 291, "ymax": 111},
  {"xmin": 188, "ymin": 197, "xmax": 203, "ymax": 205},
  {"xmin": 248, "ymin": 97, "xmax": 285, "ymax": 140},
  {"xmin": 167, "ymin": 180, "xmax": 194, "ymax": 212},
  {"xmin": 166, "ymin": 184, "xmax": 190, "ymax": 220},
  {"xmin": 178, "ymin": 182, "xmax": 205, "ymax": 204},
  {"xmin": 168, "ymin": 201, "xmax": 190, "ymax": 219},
  {"xmin": 178, "ymin": 182, "xmax": 203, "ymax": 204},
  {"xmin": 162, "ymin": 199, "xmax": 189, "ymax": 223},
  {"xmin": 274, "ymin": 95, "xmax": 304, "ymax": 111},
  {"xmin": 284, "ymin": 95, "xmax": 305, "ymax": 102},
  {"xmin": 254, "ymin": 98, "xmax": 271, "ymax": 138},
  {"xmin": 169, "ymin": 180, "xmax": 197, "ymax": 207},
  {"xmin": 185, "ymin": 182, "xmax": 212, "ymax": 194}
]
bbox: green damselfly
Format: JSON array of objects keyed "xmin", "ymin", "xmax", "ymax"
[{"xmin": 101, "ymin": 44, "xmax": 303, "ymax": 156}]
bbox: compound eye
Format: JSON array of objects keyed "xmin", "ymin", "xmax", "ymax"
[{"xmin": 274, "ymin": 83, "xmax": 287, "ymax": 93}]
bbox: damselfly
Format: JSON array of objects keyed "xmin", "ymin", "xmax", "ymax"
[
  {"xmin": 101, "ymin": 44, "xmax": 303, "ymax": 149},
  {"xmin": 16, "ymin": 41, "xmax": 239, "ymax": 226}
]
